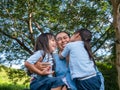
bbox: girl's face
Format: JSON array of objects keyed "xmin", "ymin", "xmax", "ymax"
[
  {"xmin": 56, "ymin": 32, "xmax": 70, "ymax": 51},
  {"xmin": 49, "ymin": 37, "xmax": 57, "ymax": 53}
]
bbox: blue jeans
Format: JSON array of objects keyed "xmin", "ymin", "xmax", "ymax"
[
  {"xmin": 95, "ymin": 67, "xmax": 104, "ymax": 90},
  {"xmin": 30, "ymin": 77, "xmax": 65, "ymax": 90},
  {"xmin": 97, "ymin": 71, "xmax": 104, "ymax": 90},
  {"xmin": 74, "ymin": 75, "xmax": 101, "ymax": 90}
]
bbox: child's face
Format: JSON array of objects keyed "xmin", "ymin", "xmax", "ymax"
[{"xmin": 49, "ymin": 37, "xmax": 57, "ymax": 53}]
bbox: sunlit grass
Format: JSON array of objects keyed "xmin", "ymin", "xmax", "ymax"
[
  {"xmin": 0, "ymin": 65, "xmax": 30, "ymax": 90},
  {"xmin": 0, "ymin": 67, "xmax": 12, "ymax": 84}
]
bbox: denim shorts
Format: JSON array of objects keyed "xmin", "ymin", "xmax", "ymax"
[
  {"xmin": 30, "ymin": 77, "xmax": 65, "ymax": 90},
  {"xmin": 74, "ymin": 75, "xmax": 101, "ymax": 90}
]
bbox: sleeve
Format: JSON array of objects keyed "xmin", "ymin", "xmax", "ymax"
[
  {"xmin": 26, "ymin": 50, "xmax": 43, "ymax": 64},
  {"xmin": 61, "ymin": 44, "xmax": 70, "ymax": 58}
]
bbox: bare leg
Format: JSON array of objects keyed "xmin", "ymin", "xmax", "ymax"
[
  {"xmin": 51, "ymin": 86, "xmax": 62, "ymax": 90},
  {"xmin": 51, "ymin": 86, "xmax": 67, "ymax": 90},
  {"xmin": 62, "ymin": 86, "xmax": 67, "ymax": 90}
]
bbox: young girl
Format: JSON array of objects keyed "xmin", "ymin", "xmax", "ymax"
[
  {"xmin": 59, "ymin": 29, "xmax": 103, "ymax": 90},
  {"xmin": 24, "ymin": 33, "xmax": 66, "ymax": 90}
]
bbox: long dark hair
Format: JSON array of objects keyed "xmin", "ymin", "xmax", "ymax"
[
  {"xmin": 75, "ymin": 29, "xmax": 93, "ymax": 60},
  {"xmin": 34, "ymin": 33, "xmax": 55, "ymax": 53}
]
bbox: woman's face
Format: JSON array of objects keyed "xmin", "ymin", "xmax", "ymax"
[{"xmin": 56, "ymin": 32, "xmax": 70, "ymax": 51}]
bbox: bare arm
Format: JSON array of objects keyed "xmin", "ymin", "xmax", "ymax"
[
  {"xmin": 24, "ymin": 61, "xmax": 53, "ymax": 75},
  {"xmin": 34, "ymin": 57, "xmax": 51, "ymax": 71}
]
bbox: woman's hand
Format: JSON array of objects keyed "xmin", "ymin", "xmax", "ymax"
[
  {"xmin": 25, "ymin": 61, "xmax": 54, "ymax": 76},
  {"xmin": 34, "ymin": 61, "xmax": 54, "ymax": 75},
  {"xmin": 34, "ymin": 61, "xmax": 50, "ymax": 71},
  {"xmin": 40, "ymin": 66, "xmax": 54, "ymax": 75}
]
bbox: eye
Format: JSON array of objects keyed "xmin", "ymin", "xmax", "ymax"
[
  {"xmin": 51, "ymin": 39, "xmax": 55, "ymax": 42},
  {"xmin": 63, "ymin": 36, "xmax": 69, "ymax": 39},
  {"xmin": 56, "ymin": 38, "xmax": 62, "ymax": 41}
]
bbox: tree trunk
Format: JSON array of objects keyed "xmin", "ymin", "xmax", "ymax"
[{"xmin": 111, "ymin": 0, "xmax": 120, "ymax": 89}]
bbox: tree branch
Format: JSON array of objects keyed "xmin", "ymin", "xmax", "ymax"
[
  {"xmin": 0, "ymin": 29, "xmax": 33, "ymax": 55},
  {"xmin": 28, "ymin": 12, "xmax": 35, "ymax": 46},
  {"xmin": 92, "ymin": 24, "xmax": 113, "ymax": 54},
  {"xmin": 93, "ymin": 36, "xmax": 109, "ymax": 54},
  {"xmin": 34, "ymin": 22, "xmax": 43, "ymax": 33}
]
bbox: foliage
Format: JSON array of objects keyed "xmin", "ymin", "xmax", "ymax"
[
  {"xmin": 0, "ymin": 84, "xmax": 26, "ymax": 90},
  {"xmin": 97, "ymin": 62, "xmax": 119, "ymax": 90},
  {"xmin": 0, "ymin": 0, "xmax": 118, "ymax": 89},
  {"xmin": 0, "ymin": 65, "xmax": 30, "ymax": 89},
  {"xmin": 0, "ymin": 62, "xmax": 119, "ymax": 90},
  {"xmin": 0, "ymin": 0, "xmax": 114, "ymax": 62}
]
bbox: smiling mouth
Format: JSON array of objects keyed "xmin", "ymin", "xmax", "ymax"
[
  {"xmin": 62, "ymin": 44, "xmax": 67, "ymax": 47},
  {"xmin": 52, "ymin": 46, "xmax": 56, "ymax": 48}
]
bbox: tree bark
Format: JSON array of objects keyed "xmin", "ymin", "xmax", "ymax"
[
  {"xmin": 28, "ymin": 12, "xmax": 35, "ymax": 46},
  {"xmin": 111, "ymin": 0, "xmax": 120, "ymax": 89},
  {"xmin": 116, "ymin": 4, "xmax": 120, "ymax": 90}
]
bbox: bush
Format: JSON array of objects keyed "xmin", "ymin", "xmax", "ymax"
[
  {"xmin": 0, "ymin": 84, "xmax": 26, "ymax": 90},
  {"xmin": 97, "ymin": 62, "xmax": 119, "ymax": 90},
  {"xmin": 0, "ymin": 65, "xmax": 30, "ymax": 90}
]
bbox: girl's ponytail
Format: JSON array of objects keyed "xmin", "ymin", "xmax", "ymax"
[
  {"xmin": 75, "ymin": 29, "xmax": 94, "ymax": 60},
  {"xmin": 84, "ymin": 40, "xmax": 93, "ymax": 59}
]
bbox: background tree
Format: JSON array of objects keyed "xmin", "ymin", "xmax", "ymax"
[
  {"xmin": 111, "ymin": 0, "xmax": 120, "ymax": 88},
  {"xmin": 0, "ymin": 0, "xmax": 113, "ymax": 62},
  {"xmin": 0, "ymin": 0, "xmax": 119, "ymax": 89}
]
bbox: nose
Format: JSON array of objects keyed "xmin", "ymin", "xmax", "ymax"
[
  {"xmin": 61, "ymin": 38, "xmax": 66, "ymax": 43},
  {"xmin": 54, "ymin": 41, "xmax": 57, "ymax": 45}
]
